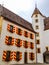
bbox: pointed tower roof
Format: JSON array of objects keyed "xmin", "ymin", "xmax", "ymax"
[{"xmin": 31, "ymin": 5, "xmax": 46, "ymax": 17}]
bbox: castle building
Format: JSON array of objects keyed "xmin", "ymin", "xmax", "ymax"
[
  {"xmin": 0, "ymin": 5, "xmax": 36, "ymax": 65},
  {"xmin": 0, "ymin": 4, "xmax": 49, "ymax": 65}
]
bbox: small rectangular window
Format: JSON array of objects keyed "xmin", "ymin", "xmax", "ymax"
[
  {"xmin": 35, "ymin": 14, "xmax": 38, "ymax": 17},
  {"xmin": 46, "ymin": 47, "xmax": 48, "ymax": 51},
  {"xmin": 36, "ymin": 25, "xmax": 39, "ymax": 29},
  {"xmin": 37, "ymin": 48, "xmax": 41, "ymax": 53},
  {"xmin": 35, "ymin": 19, "xmax": 38, "ymax": 23},
  {"xmin": 36, "ymin": 39, "xmax": 40, "ymax": 44},
  {"xmin": 36, "ymin": 33, "xmax": 39, "ymax": 37}
]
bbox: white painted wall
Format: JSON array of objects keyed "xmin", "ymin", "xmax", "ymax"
[
  {"xmin": 0, "ymin": 18, "xmax": 36, "ymax": 65},
  {"xmin": 32, "ymin": 14, "xmax": 46, "ymax": 63}
]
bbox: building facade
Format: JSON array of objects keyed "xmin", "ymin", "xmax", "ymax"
[{"xmin": 0, "ymin": 5, "xmax": 36, "ymax": 65}]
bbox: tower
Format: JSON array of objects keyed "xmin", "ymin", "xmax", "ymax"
[{"xmin": 31, "ymin": 5, "xmax": 46, "ymax": 63}]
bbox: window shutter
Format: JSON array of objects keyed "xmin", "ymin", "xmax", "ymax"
[
  {"xmin": 23, "ymin": 41, "xmax": 28, "ymax": 48},
  {"xmin": 2, "ymin": 51, "xmax": 7, "ymax": 61},
  {"xmin": 15, "ymin": 39, "xmax": 22, "ymax": 47},
  {"xmin": 11, "ymin": 38, "xmax": 14, "ymax": 45},
  {"xmin": 5, "ymin": 36, "xmax": 9, "ymax": 44},
  {"xmin": 29, "ymin": 53, "xmax": 35, "ymax": 60},
  {"xmin": 13, "ymin": 51, "xmax": 16, "ymax": 60},
  {"xmin": 10, "ymin": 51, "xmax": 13, "ymax": 60},
  {"xmin": 16, "ymin": 27, "xmax": 18, "ymax": 34},
  {"xmin": 19, "ymin": 52, "xmax": 22, "ymax": 60},
  {"xmin": 7, "ymin": 24, "xmax": 10, "ymax": 31}
]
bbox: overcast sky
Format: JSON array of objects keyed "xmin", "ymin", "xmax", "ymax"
[{"xmin": 0, "ymin": 0, "xmax": 49, "ymax": 23}]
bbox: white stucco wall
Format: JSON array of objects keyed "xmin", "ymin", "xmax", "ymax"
[
  {"xmin": 32, "ymin": 14, "xmax": 46, "ymax": 63},
  {"xmin": 0, "ymin": 18, "xmax": 36, "ymax": 65}
]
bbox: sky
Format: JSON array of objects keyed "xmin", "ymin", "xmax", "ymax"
[{"xmin": 0, "ymin": 0, "xmax": 49, "ymax": 23}]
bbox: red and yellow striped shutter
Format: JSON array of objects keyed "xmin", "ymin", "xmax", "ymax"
[
  {"xmin": 20, "ymin": 29, "xmax": 22, "ymax": 35},
  {"xmin": 20, "ymin": 40, "xmax": 22, "ymax": 47},
  {"xmin": 5, "ymin": 36, "xmax": 9, "ymax": 44},
  {"xmin": 16, "ymin": 27, "xmax": 18, "ymax": 34},
  {"xmin": 13, "ymin": 51, "xmax": 16, "ymax": 60},
  {"xmin": 7, "ymin": 24, "xmax": 10, "ymax": 31},
  {"xmin": 11, "ymin": 38, "xmax": 14, "ymax": 45},
  {"xmin": 13, "ymin": 27, "xmax": 15, "ymax": 33},
  {"xmin": 32, "ymin": 34, "xmax": 34, "ymax": 39},
  {"xmin": 2, "ymin": 51, "xmax": 7, "ymax": 61},
  {"xmin": 19, "ymin": 52, "xmax": 22, "ymax": 60},
  {"xmin": 15, "ymin": 39, "xmax": 18, "ymax": 46},
  {"xmin": 10, "ymin": 51, "xmax": 13, "ymax": 60}
]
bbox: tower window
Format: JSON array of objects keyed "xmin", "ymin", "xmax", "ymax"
[
  {"xmin": 36, "ymin": 33, "xmax": 39, "ymax": 37},
  {"xmin": 36, "ymin": 39, "xmax": 40, "ymax": 44},
  {"xmin": 35, "ymin": 14, "xmax": 38, "ymax": 17},
  {"xmin": 36, "ymin": 25, "xmax": 39, "ymax": 29},
  {"xmin": 35, "ymin": 19, "xmax": 38, "ymax": 23},
  {"xmin": 37, "ymin": 48, "xmax": 41, "ymax": 53},
  {"xmin": 46, "ymin": 47, "xmax": 48, "ymax": 51}
]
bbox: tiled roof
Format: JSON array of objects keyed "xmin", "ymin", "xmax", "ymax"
[
  {"xmin": 0, "ymin": 5, "xmax": 35, "ymax": 33},
  {"xmin": 31, "ymin": 7, "xmax": 46, "ymax": 17}
]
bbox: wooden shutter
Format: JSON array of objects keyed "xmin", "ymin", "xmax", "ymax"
[
  {"xmin": 13, "ymin": 51, "xmax": 16, "ymax": 60},
  {"xmin": 29, "ymin": 53, "xmax": 35, "ymax": 60},
  {"xmin": 23, "ymin": 41, "xmax": 28, "ymax": 48},
  {"xmin": 10, "ymin": 51, "xmax": 13, "ymax": 60},
  {"xmin": 2, "ymin": 51, "xmax": 7, "ymax": 61},
  {"xmin": 19, "ymin": 52, "xmax": 22, "ymax": 60},
  {"xmin": 30, "ymin": 42, "xmax": 34, "ymax": 49},
  {"xmin": 16, "ymin": 27, "xmax": 18, "ymax": 34},
  {"xmin": 15, "ymin": 39, "xmax": 22, "ymax": 47},
  {"xmin": 7, "ymin": 24, "xmax": 10, "ymax": 31},
  {"xmin": 24, "ymin": 31, "xmax": 28, "ymax": 37}
]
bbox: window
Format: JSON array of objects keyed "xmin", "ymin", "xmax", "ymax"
[
  {"xmin": 36, "ymin": 25, "xmax": 39, "ymax": 29},
  {"xmin": 16, "ymin": 51, "xmax": 22, "ymax": 61},
  {"xmin": 29, "ymin": 52, "xmax": 35, "ymax": 60},
  {"xmin": 5, "ymin": 36, "xmax": 14, "ymax": 45},
  {"xmin": 30, "ymin": 33, "xmax": 34, "ymax": 39},
  {"xmin": 2, "ymin": 51, "xmax": 11, "ymax": 61},
  {"xmin": 36, "ymin": 39, "xmax": 40, "ymax": 44},
  {"xmin": 36, "ymin": 33, "xmax": 39, "ymax": 37},
  {"xmin": 23, "ymin": 41, "xmax": 28, "ymax": 48},
  {"xmin": 37, "ymin": 48, "xmax": 41, "ymax": 53},
  {"xmin": 24, "ymin": 31, "xmax": 28, "ymax": 37},
  {"xmin": 46, "ymin": 47, "xmax": 48, "ymax": 51},
  {"xmin": 7, "ymin": 24, "xmax": 15, "ymax": 33},
  {"xmin": 35, "ymin": 14, "xmax": 38, "ymax": 17},
  {"xmin": 35, "ymin": 19, "xmax": 38, "ymax": 23},
  {"xmin": 16, "ymin": 27, "xmax": 22, "ymax": 35},
  {"xmin": 15, "ymin": 39, "xmax": 22, "ymax": 47},
  {"xmin": 30, "ymin": 42, "xmax": 34, "ymax": 49}
]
